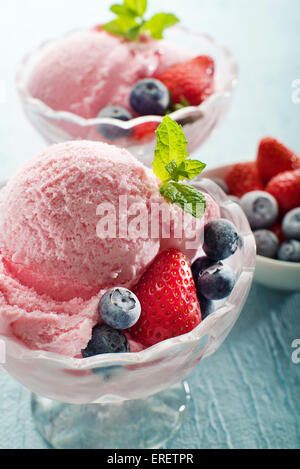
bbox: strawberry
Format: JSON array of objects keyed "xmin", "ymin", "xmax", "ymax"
[
  {"xmin": 266, "ymin": 168, "xmax": 300, "ymax": 214},
  {"xmin": 225, "ymin": 162, "xmax": 264, "ymax": 198},
  {"xmin": 270, "ymin": 222, "xmax": 285, "ymax": 243},
  {"xmin": 257, "ymin": 137, "xmax": 300, "ymax": 183},
  {"xmin": 157, "ymin": 56, "xmax": 215, "ymax": 106},
  {"xmin": 129, "ymin": 249, "xmax": 201, "ymax": 347},
  {"xmin": 133, "ymin": 122, "xmax": 158, "ymax": 141}
]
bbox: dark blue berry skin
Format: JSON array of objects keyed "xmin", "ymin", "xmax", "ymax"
[
  {"xmin": 240, "ymin": 191, "xmax": 278, "ymax": 230},
  {"xmin": 197, "ymin": 264, "xmax": 236, "ymax": 301},
  {"xmin": 191, "ymin": 256, "xmax": 221, "ymax": 284},
  {"xmin": 254, "ymin": 230, "xmax": 279, "ymax": 258},
  {"xmin": 98, "ymin": 106, "xmax": 132, "ymax": 140},
  {"xmin": 130, "ymin": 79, "xmax": 170, "ymax": 116},
  {"xmin": 82, "ymin": 325, "xmax": 130, "ymax": 358},
  {"xmin": 197, "ymin": 293, "xmax": 214, "ymax": 320},
  {"xmin": 203, "ymin": 219, "xmax": 240, "ymax": 261},
  {"xmin": 282, "ymin": 208, "xmax": 300, "ymax": 241},
  {"xmin": 278, "ymin": 240, "xmax": 300, "ymax": 262},
  {"xmin": 99, "ymin": 287, "xmax": 141, "ymax": 330}
]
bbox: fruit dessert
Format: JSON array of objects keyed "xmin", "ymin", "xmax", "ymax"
[
  {"xmin": 213, "ymin": 137, "xmax": 300, "ymax": 263},
  {"xmin": 27, "ymin": 0, "xmax": 215, "ymax": 142},
  {"xmin": 0, "ymin": 117, "xmax": 240, "ymax": 359}
]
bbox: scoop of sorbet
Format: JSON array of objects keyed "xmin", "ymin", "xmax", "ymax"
[{"xmin": 0, "ymin": 141, "xmax": 163, "ymax": 301}]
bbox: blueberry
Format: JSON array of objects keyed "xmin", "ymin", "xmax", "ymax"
[
  {"xmin": 211, "ymin": 178, "xmax": 228, "ymax": 194},
  {"xmin": 82, "ymin": 324, "xmax": 130, "ymax": 358},
  {"xmin": 203, "ymin": 219, "xmax": 240, "ymax": 261},
  {"xmin": 130, "ymin": 79, "xmax": 170, "ymax": 116},
  {"xmin": 197, "ymin": 293, "xmax": 214, "ymax": 320},
  {"xmin": 254, "ymin": 230, "xmax": 279, "ymax": 258},
  {"xmin": 98, "ymin": 106, "xmax": 132, "ymax": 140},
  {"xmin": 191, "ymin": 256, "xmax": 220, "ymax": 283},
  {"xmin": 197, "ymin": 264, "xmax": 236, "ymax": 300},
  {"xmin": 99, "ymin": 287, "xmax": 141, "ymax": 330},
  {"xmin": 282, "ymin": 208, "xmax": 300, "ymax": 241},
  {"xmin": 240, "ymin": 191, "xmax": 278, "ymax": 229},
  {"xmin": 278, "ymin": 240, "xmax": 300, "ymax": 262}
]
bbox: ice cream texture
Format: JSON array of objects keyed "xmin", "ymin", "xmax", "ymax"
[
  {"xmin": 0, "ymin": 141, "xmax": 220, "ymax": 356},
  {"xmin": 28, "ymin": 29, "xmax": 193, "ymax": 118}
]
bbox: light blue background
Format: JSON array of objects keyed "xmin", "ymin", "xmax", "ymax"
[{"xmin": 0, "ymin": 0, "xmax": 299, "ymax": 449}]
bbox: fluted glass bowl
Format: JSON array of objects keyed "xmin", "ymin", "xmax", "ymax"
[
  {"xmin": 16, "ymin": 26, "xmax": 238, "ymax": 166},
  {"xmin": 0, "ymin": 179, "xmax": 255, "ymax": 448}
]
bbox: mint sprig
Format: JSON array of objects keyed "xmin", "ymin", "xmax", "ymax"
[
  {"xmin": 160, "ymin": 182, "xmax": 207, "ymax": 218},
  {"xmin": 102, "ymin": 0, "xmax": 179, "ymax": 41},
  {"xmin": 153, "ymin": 116, "xmax": 207, "ymax": 219}
]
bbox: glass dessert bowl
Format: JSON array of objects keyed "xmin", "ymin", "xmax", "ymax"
[
  {"xmin": 16, "ymin": 25, "xmax": 238, "ymax": 167},
  {"xmin": 0, "ymin": 176, "xmax": 255, "ymax": 449}
]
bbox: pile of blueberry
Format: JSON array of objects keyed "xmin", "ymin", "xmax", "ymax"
[
  {"xmin": 211, "ymin": 180, "xmax": 300, "ymax": 263},
  {"xmin": 240, "ymin": 192, "xmax": 300, "ymax": 262},
  {"xmin": 191, "ymin": 218, "xmax": 240, "ymax": 320},
  {"xmin": 82, "ymin": 287, "xmax": 141, "ymax": 357},
  {"xmin": 98, "ymin": 78, "xmax": 170, "ymax": 140}
]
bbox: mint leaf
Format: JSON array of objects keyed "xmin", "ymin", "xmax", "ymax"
[
  {"xmin": 144, "ymin": 13, "xmax": 179, "ymax": 39},
  {"xmin": 165, "ymin": 159, "xmax": 206, "ymax": 182},
  {"xmin": 125, "ymin": 0, "xmax": 147, "ymax": 16},
  {"xmin": 153, "ymin": 115, "xmax": 189, "ymax": 182},
  {"xmin": 153, "ymin": 116, "xmax": 207, "ymax": 218},
  {"xmin": 102, "ymin": 17, "xmax": 140, "ymax": 37},
  {"xmin": 153, "ymin": 115, "xmax": 206, "ymax": 183},
  {"xmin": 102, "ymin": 1, "xmax": 179, "ymax": 41},
  {"xmin": 160, "ymin": 182, "xmax": 207, "ymax": 219},
  {"xmin": 173, "ymin": 97, "xmax": 190, "ymax": 111},
  {"xmin": 126, "ymin": 23, "xmax": 144, "ymax": 40},
  {"xmin": 110, "ymin": 4, "xmax": 137, "ymax": 17},
  {"xmin": 176, "ymin": 160, "xmax": 206, "ymax": 180}
]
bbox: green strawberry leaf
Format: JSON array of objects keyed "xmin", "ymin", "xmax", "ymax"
[
  {"xmin": 160, "ymin": 182, "xmax": 207, "ymax": 218},
  {"xmin": 143, "ymin": 13, "xmax": 179, "ymax": 39}
]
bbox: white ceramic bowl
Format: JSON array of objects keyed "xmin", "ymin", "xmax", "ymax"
[{"xmin": 203, "ymin": 164, "xmax": 300, "ymax": 292}]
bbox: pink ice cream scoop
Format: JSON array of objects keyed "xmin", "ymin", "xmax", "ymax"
[
  {"xmin": 0, "ymin": 141, "xmax": 162, "ymax": 302},
  {"xmin": 0, "ymin": 141, "xmax": 220, "ymax": 356},
  {"xmin": 28, "ymin": 30, "xmax": 193, "ymax": 118}
]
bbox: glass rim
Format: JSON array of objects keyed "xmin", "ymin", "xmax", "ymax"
[
  {"xmin": 0, "ymin": 178, "xmax": 255, "ymax": 370},
  {"xmin": 15, "ymin": 24, "xmax": 239, "ymax": 129}
]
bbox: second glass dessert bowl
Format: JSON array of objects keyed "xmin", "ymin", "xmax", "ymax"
[
  {"xmin": 0, "ymin": 178, "xmax": 255, "ymax": 449},
  {"xmin": 16, "ymin": 25, "xmax": 238, "ymax": 167}
]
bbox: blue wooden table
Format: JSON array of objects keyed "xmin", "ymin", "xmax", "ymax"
[{"xmin": 0, "ymin": 0, "xmax": 299, "ymax": 449}]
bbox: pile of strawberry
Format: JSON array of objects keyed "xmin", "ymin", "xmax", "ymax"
[{"xmin": 225, "ymin": 137, "xmax": 300, "ymax": 261}]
